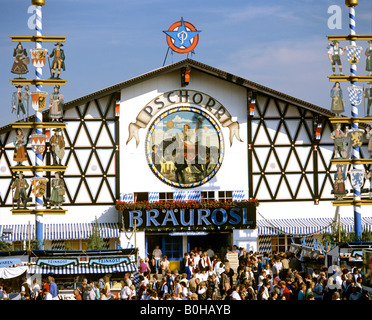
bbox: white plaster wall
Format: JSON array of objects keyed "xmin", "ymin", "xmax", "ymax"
[{"xmin": 119, "ymin": 69, "xmax": 249, "ymax": 194}]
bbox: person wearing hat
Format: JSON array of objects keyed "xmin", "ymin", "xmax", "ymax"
[
  {"xmin": 48, "ymin": 42, "xmax": 65, "ymax": 79},
  {"xmin": 49, "ymin": 128, "xmax": 65, "ymax": 165},
  {"xmin": 11, "ymin": 42, "xmax": 29, "ymax": 78},
  {"xmin": 49, "ymin": 85, "xmax": 64, "ymax": 121},
  {"xmin": 364, "ymin": 82, "xmax": 372, "ymax": 117},
  {"xmin": 328, "ymin": 40, "xmax": 345, "ymax": 76},
  {"xmin": 11, "ymin": 171, "xmax": 29, "ymax": 210},
  {"xmin": 330, "ymin": 123, "xmax": 348, "ymax": 159},
  {"xmin": 365, "ymin": 40, "xmax": 372, "ymax": 75},
  {"xmin": 11, "ymin": 85, "xmax": 29, "ymax": 122}
]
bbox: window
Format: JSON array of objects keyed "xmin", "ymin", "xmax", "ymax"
[
  {"xmin": 201, "ymin": 191, "xmax": 215, "ymax": 201},
  {"xmin": 134, "ymin": 192, "xmax": 148, "ymax": 202},
  {"xmin": 218, "ymin": 191, "xmax": 233, "ymax": 202},
  {"xmin": 271, "ymin": 235, "xmax": 286, "ymax": 254},
  {"xmin": 13, "ymin": 241, "xmax": 23, "ymax": 251},
  {"xmin": 159, "ymin": 192, "xmax": 173, "ymax": 201},
  {"xmin": 65, "ymin": 240, "xmax": 88, "ymax": 251}
]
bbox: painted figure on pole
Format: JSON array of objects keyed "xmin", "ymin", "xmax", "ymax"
[
  {"xmin": 50, "ymin": 171, "xmax": 65, "ymax": 209},
  {"xmin": 48, "ymin": 42, "xmax": 65, "ymax": 79},
  {"xmin": 11, "ymin": 42, "xmax": 29, "ymax": 78},
  {"xmin": 330, "ymin": 123, "xmax": 348, "ymax": 159},
  {"xmin": 365, "ymin": 82, "xmax": 372, "ymax": 117},
  {"xmin": 366, "ymin": 126, "xmax": 372, "ymax": 158},
  {"xmin": 49, "ymin": 85, "xmax": 64, "ymax": 122},
  {"xmin": 12, "ymin": 171, "xmax": 29, "ymax": 210},
  {"xmin": 365, "ymin": 40, "xmax": 372, "ymax": 75},
  {"xmin": 365, "ymin": 170, "xmax": 372, "ymax": 199},
  {"xmin": 13, "ymin": 128, "xmax": 28, "ymax": 166},
  {"xmin": 330, "ymin": 82, "xmax": 345, "ymax": 116},
  {"xmin": 328, "ymin": 40, "xmax": 345, "ymax": 76},
  {"xmin": 333, "ymin": 165, "xmax": 347, "ymax": 200},
  {"xmin": 49, "ymin": 128, "xmax": 65, "ymax": 166},
  {"xmin": 11, "ymin": 85, "xmax": 30, "ymax": 122}
]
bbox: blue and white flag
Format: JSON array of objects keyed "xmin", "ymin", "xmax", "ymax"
[
  {"xmin": 346, "ymin": 45, "xmax": 362, "ymax": 65},
  {"xmin": 348, "ymin": 86, "xmax": 363, "ymax": 106}
]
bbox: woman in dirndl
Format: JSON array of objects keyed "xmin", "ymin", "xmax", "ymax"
[
  {"xmin": 13, "ymin": 129, "xmax": 27, "ymax": 165},
  {"xmin": 330, "ymin": 82, "xmax": 345, "ymax": 116},
  {"xmin": 50, "ymin": 171, "xmax": 65, "ymax": 209},
  {"xmin": 11, "ymin": 42, "xmax": 29, "ymax": 78}
]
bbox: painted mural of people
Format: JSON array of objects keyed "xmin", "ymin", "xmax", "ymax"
[
  {"xmin": 365, "ymin": 40, "xmax": 372, "ymax": 75},
  {"xmin": 50, "ymin": 172, "xmax": 65, "ymax": 209},
  {"xmin": 330, "ymin": 123, "xmax": 348, "ymax": 159},
  {"xmin": 328, "ymin": 40, "xmax": 345, "ymax": 76},
  {"xmin": 366, "ymin": 126, "xmax": 372, "ymax": 158},
  {"xmin": 12, "ymin": 171, "xmax": 29, "ymax": 210},
  {"xmin": 49, "ymin": 128, "xmax": 65, "ymax": 166},
  {"xmin": 333, "ymin": 165, "xmax": 347, "ymax": 200},
  {"xmin": 11, "ymin": 42, "xmax": 29, "ymax": 78},
  {"xmin": 11, "ymin": 85, "xmax": 29, "ymax": 122},
  {"xmin": 13, "ymin": 128, "xmax": 28, "ymax": 166},
  {"xmin": 49, "ymin": 85, "xmax": 64, "ymax": 122},
  {"xmin": 48, "ymin": 42, "xmax": 65, "ymax": 79},
  {"xmin": 330, "ymin": 82, "xmax": 345, "ymax": 116},
  {"xmin": 365, "ymin": 82, "xmax": 372, "ymax": 117}
]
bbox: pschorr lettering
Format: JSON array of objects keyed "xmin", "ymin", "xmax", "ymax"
[{"xmin": 184, "ymin": 305, "xmax": 230, "ymax": 315}]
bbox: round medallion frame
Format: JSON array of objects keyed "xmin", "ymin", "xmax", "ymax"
[{"xmin": 146, "ymin": 106, "xmax": 224, "ymax": 188}]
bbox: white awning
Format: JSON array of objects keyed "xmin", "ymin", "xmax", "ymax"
[{"xmin": 257, "ymin": 217, "xmax": 372, "ymax": 236}]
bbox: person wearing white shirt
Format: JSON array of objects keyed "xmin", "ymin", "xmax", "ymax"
[
  {"xmin": 231, "ymin": 286, "xmax": 241, "ymax": 300},
  {"xmin": 194, "ymin": 252, "xmax": 201, "ymax": 269},
  {"xmin": 200, "ymin": 252, "xmax": 211, "ymax": 271},
  {"xmin": 120, "ymin": 281, "xmax": 131, "ymax": 300}
]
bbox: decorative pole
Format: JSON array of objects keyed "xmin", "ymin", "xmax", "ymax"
[
  {"xmin": 346, "ymin": 0, "xmax": 362, "ymax": 242},
  {"xmin": 33, "ymin": 0, "xmax": 45, "ymax": 249}
]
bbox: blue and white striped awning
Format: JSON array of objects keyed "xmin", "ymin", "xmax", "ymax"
[
  {"xmin": 257, "ymin": 217, "xmax": 372, "ymax": 236},
  {"xmin": 44, "ymin": 223, "xmax": 120, "ymax": 240},
  {"xmin": 0, "ymin": 224, "xmax": 35, "ymax": 241},
  {"xmin": 0, "ymin": 223, "xmax": 120, "ymax": 241},
  {"xmin": 29, "ymin": 262, "xmax": 137, "ymax": 275}
]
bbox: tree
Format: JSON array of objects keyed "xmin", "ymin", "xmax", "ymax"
[{"xmin": 87, "ymin": 218, "xmax": 105, "ymax": 250}]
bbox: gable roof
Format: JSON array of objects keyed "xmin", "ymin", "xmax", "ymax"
[{"xmin": 0, "ymin": 58, "xmax": 334, "ymax": 134}]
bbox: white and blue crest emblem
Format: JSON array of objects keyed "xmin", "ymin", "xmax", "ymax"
[
  {"xmin": 347, "ymin": 85, "xmax": 363, "ymax": 106},
  {"xmin": 346, "ymin": 45, "xmax": 362, "ymax": 65},
  {"xmin": 350, "ymin": 169, "xmax": 365, "ymax": 189}
]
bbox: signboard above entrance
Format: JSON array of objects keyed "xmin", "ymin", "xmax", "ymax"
[{"xmin": 119, "ymin": 203, "xmax": 256, "ymax": 232}]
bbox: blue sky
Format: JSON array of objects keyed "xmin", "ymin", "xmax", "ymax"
[{"xmin": 1, "ymin": 0, "xmax": 371, "ymax": 128}]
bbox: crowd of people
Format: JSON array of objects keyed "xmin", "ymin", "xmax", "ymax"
[{"xmin": 0, "ymin": 244, "xmax": 370, "ymax": 301}]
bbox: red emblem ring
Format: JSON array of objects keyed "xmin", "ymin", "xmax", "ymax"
[{"xmin": 166, "ymin": 20, "xmax": 199, "ymax": 54}]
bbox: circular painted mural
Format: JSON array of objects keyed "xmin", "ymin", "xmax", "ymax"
[{"xmin": 146, "ymin": 107, "xmax": 224, "ymax": 188}]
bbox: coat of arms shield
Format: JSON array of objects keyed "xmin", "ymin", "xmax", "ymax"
[
  {"xmin": 346, "ymin": 45, "xmax": 362, "ymax": 65},
  {"xmin": 350, "ymin": 168, "xmax": 364, "ymax": 190},
  {"xmin": 347, "ymin": 85, "xmax": 363, "ymax": 106},
  {"xmin": 31, "ymin": 177, "xmax": 48, "ymax": 198}
]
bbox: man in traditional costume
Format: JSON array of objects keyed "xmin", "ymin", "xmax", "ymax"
[
  {"xmin": 365, "ymin": 82, "xmax": 372, "ymax": 117},
  {"xmin": 48, "ymin": 42, "xmax": 65, "ymax": 79},
  {"xmin": 11, "ymin": 85, "xmax": 29, "ymax": 122},
  {"xmin": 12, "ymin": 171, "xmax": 29, "ymax": 210},
  {"xmin": 328, "ymin": 40, "xmax": 345, "ymax": 76},
  {"xmin": 49, "ymin": 128, "xmax": 65, "ymax": 165}
]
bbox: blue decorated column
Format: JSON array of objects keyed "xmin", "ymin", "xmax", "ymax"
[
  {"xmin": 348, "ymin": 3, "xmax": 363, "ymax": 241},
  {"xmin": 34, "ymin": 2, "xmax": 44, "ymax": 248}
]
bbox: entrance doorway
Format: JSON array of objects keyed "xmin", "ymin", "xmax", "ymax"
[
  {"xmin": 188, "ymin": 232, "xmax": 229, "ymax": 258},
  {"xmin": 146, "ymin": 234, "xmax": 183, "ymax": 272}
]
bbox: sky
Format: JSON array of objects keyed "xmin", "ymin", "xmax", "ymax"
[{"xmin": 0, "ymin": 0, "xmax": 371, "ymax": 128}]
